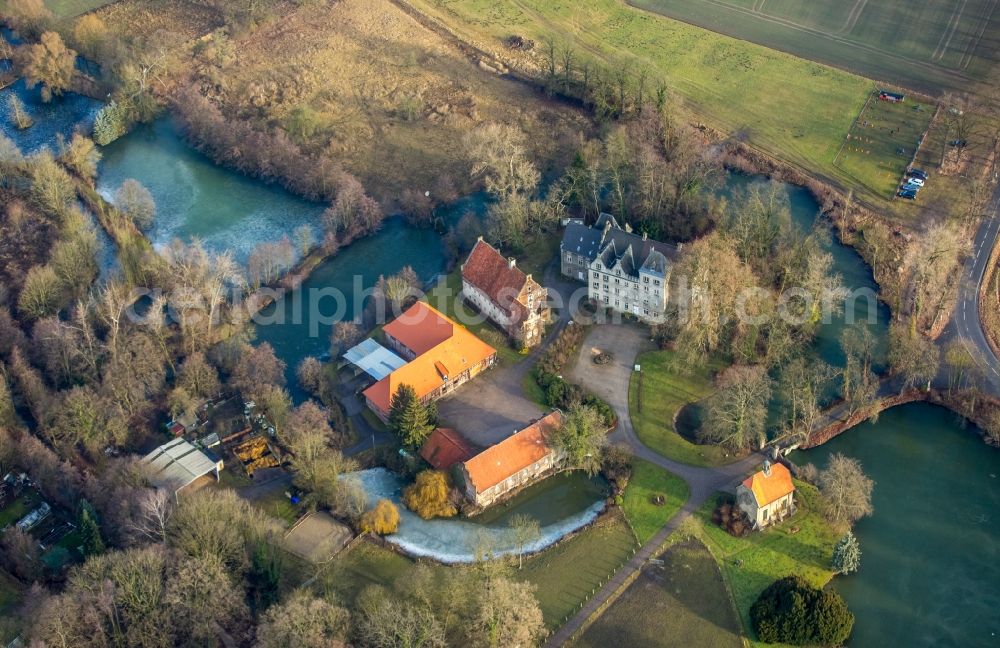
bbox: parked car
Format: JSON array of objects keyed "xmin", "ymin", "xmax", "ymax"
[
  {"xmin": 902, "ymin": 181, "xmax": 922, "ymax": 192},
  {"xmin": 907, "ymin": 168, "xmax": 928, "ymax": 180},
  {"xmin": 898, "ymin": 189, "xmax": 918, "ymax": 200},
  {"xmin": 906, "ymin": 177, "xmax": 925, "ymax": 187}
]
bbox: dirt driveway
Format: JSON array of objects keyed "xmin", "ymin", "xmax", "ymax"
[{"xmin": 569, "ymin": 323, "xmax": 655, "ymax": 413}]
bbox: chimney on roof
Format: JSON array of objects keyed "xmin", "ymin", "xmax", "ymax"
[
  {"xmin": 762, "ymin": 460, "xmax": 772, "ymax": 477},
  {"xmin": 642, "ymin": 231, "xmax": 648, "ymax": 241},
  {"xmin": 624, "ymin": 222, "xmax": 632, "ymax": 234},
  {"xmin": 508, "ymin": 257, "xmax": 516, "ymax": 269}
]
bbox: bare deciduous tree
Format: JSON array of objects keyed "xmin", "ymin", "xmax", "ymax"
[
  {"xmin": 818, "ymin": 453, "xmax": 874, "ymax": 529},
  {"xmin": 130, "ymin": 488, "xmax": 174, "ymax": 544}
]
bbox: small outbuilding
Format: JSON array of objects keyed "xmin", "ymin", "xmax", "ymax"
[
  {"xmin": 143, "ymin": 437, "xmax": 224, "ymax": 500},
  {"xmin": 419, "ymin": 428, "xmax": 475, "ymax": 470},
  {"xmin": 736, "ymin": 461, "xmax": 795, "ymax": 529}
]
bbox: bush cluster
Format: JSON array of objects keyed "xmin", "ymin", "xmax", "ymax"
[
  {"xmin": 531, "ymin": 324, "xmax": 615, "ymax": 426},
  {"xmin": 750, "ymin": 576, "xmax": 854, "ymax": 646},
  {"xmin": 172, "ymin": 86, "xmax": 357, "ymax": 204},
  {"xmin": 711, "ymin": 500, "xmax": 750, "ymax": 538}
]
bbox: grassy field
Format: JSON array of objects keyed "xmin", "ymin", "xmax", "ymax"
[
  {"xmin": 114, "ymin": 0, "xmax": 591, "ymax": 204},
  {"xmin": 835, "ymin": 90, "xmax": 937, "ymax": 196},
  {"xmin": 620, "ymin": 459, "xmax": 688, "ymax": 544},
  {"xmin": 692, "ymin": 481, "xmax": 838, "ymax": 640},
  {"xmin": 630, "ymin": 0, "xmax": 1000, "ymax": 93},
  {"xmin": 576, "ymin": 538, "xmax": 742, "ymax": 648},
  {"xmin": 409, "ymin": 0, "xmax": 873, "ymax": 194},
  {"xmin": 519, "ymin": 511, "xmax": 638, "ymax": 628},
  {"xmin": 0, "ymin": 0, "xmax": 113, "ymax": 18},
  {"xmin": 629, "ymin": 349, "xmax": 735, "ymax": 467},
  {"xmin": 314, "ymin": 511, "xmax": 638, "ymax": 629}
]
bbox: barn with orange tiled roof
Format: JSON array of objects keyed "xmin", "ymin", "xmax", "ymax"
[
  {"xmin": 458, "ymin": 410, "xmax": 564, "ymax": 507},
  {"xmin": 363, "ymin": 301, "xmax": 497, "ymax": 421},
  {"xmin": 419, "ymin": 428, "xmax": 476, "ymax": 471}
]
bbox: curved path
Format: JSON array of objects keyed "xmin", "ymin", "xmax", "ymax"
[
  {"xmin": 545, "ymin": 322, "xmax": 762, "ymax": 647},
  {"xmin": 548, "ymin": 184, "xmax": 1000, "ymax": 645}
]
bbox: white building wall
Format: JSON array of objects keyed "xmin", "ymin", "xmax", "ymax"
[
  {"xmin": 461, "ymin": 280, "xmax": 515, "ymax": 330},
  {"xmin": 587, "ymin": 263, "xmax": 668, "ymax": 322}
]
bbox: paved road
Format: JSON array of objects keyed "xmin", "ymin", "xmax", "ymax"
[{"xmin": 939, "ymin": 186, "xmax": 1000, "ymax": 392}]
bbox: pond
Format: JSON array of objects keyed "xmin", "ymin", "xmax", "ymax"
[
  {"xmin": 348, "ymin": 467, "xmax": 607, "ymax": 563},
  {"xmin": 793, "ymin": 403, "xmax": 1000, "ymax": 647},
  {"xmin": 96, "ymin": 117, "xmax": 327, "ymax": 264}
]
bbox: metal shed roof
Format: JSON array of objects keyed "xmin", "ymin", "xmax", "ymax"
[
  {"xmin": 143, "ymin": 437, "xmax": 220, "ymax": 494},
  {"xmin": 343, "ymin": 338, "xmax": 408, "ymax": 381}
]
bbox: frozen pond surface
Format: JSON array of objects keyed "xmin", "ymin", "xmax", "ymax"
[
  {"xmin": 96, "ymin": 118, "xmax": 325, "ymax": 263},
  {"xmin": 349, "ymin": 468, "xmax": 607, "ymax": 563}
]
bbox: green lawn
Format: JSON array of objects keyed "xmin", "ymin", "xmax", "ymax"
[
  {"xmin": 620, "ymin": 459, "xmax": 688, "ymax": 544},
  {"xmin": 519, "ymin": 510, "xmax": 638, "ymax": 628},
  {"xmin": 0, "ymin": 495, "xmax": 35, "ymax": 528},
  {"xmin": 521, "ymin": 369, "xmax": 547, "ymax": 407},
  {"xmin": 410, "ymin": 0, "xmax": 872, "ymax": 195},
  {"xmin": 691, "ymin": 481, "xmax": 838, "ymax": 641},
  {"xmin": 631, "ymin": 0, "xmax": 997, "ymax": 93},
  {"xmin": 254, "ymin": 490, "xmax": 301, "ymax": 527},
  {"xmin": 313, "ymin": 511, "xmax": 638, "ymax": 630},
  {"xmin": 835, "ymin": 90, "xmax": 936, "ymax": 197},
  {"xmin": 515, "ymin": 230, "xmax": 560, "ymax": 277},
  {"xmin": 576, "ymin": 538, "xmax": 742, "ymax": 648},
  {"xmin": 629, "ymin": 349, "xmax": 734, "ymax": 467}
]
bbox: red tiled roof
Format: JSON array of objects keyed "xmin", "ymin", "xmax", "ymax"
[
  {"xmin": 363, "ymin": 302, "xmax": 497, "ymax": 413},
  {"xmin": 742, "ymin": 463, "xmax": 795, "ymax": 507},
  {"xmin": 383, "ymin": 301, "xmax": 455, "ymax": 356},
  {"xmin": 420, "ymin": 428, "xmax": 475, "ymax": 470},
  {"xmin": 461, "ymin": 239, "xmax": 530, "ymax": 323},
  {"xmin": 463, "ymin": 411, "xmax": 562, "ymax": 494}
]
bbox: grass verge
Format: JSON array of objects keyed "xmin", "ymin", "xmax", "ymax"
[
  {"xmin": 629, "ymin": 349, "xmax": 733, "ymax": 467},
  {"xmin": 620, "ymin": 459, "xmax": 688, "ymax": 544},
  {"xmin": 576, "ymin": 537, "xmax": 742, "ymax": 648}
]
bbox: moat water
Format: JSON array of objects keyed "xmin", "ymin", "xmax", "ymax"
[
  {"xmin": 6, "ymin": 73, "xmax": 997, "ymax": 643},
  {"xmin": 794, "ymin": 403, "xmax": 1000, "ymax": 647},
  {"xmin": 347, "ymin": 468, "xmax": 607, "ymax": 563}
]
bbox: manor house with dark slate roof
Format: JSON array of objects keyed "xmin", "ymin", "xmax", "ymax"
[{"xmin": 560, "ymin": 214, "xmax": 677, "ymax": 322}]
